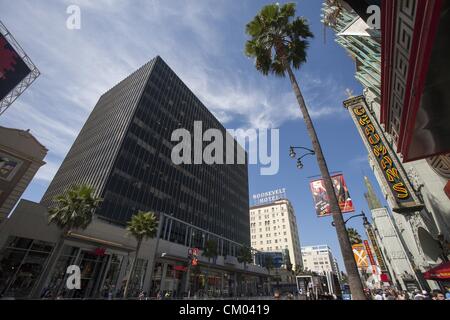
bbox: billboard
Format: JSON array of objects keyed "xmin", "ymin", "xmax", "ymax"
[
  {"xmin": 0, "ymin": 33, "xmax": 31, "ymax": 101},
  {"xmin": 344, "ymin": 96, "xmax": 424, "ymax": 213},
  {"xmin": 366, "ymin": 226, "xmax": 387, "ymax": 272},
  {"xmin": 363, "ymin": 240, "xmax": 376, "ymax": 267},
  {"xmin": 352, "ymin": 244, "xmax": 368, "ymax": 269},
  {"xmin": 310, "ymin": 173, "xmax": 354, "ymax": 217}
]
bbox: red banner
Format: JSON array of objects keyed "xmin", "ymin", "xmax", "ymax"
[
  {"xmin": 310, "ymin": 173, "xmax": 355, "ymax": 217},
  {"xmin": 363, "ymin": 240, "xmax": 376, "ymax": 266}
]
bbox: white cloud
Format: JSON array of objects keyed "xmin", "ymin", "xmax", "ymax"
[{"xmin": 0, "ymin": 1, "xmax": 349, "ymax": 182}]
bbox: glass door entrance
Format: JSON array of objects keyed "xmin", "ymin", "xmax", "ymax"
[
  {"xmin": 67, "ymin": 250, "xmax": 109, "ymax": 299},
  {"xmin": 47, "ymin": 246, "xmax": 126, "ymax": 299}
]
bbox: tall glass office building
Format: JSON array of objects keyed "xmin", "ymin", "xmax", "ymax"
[{"xmin": 41, "ymin": 56, "xmax": 249, "ymax": 245}]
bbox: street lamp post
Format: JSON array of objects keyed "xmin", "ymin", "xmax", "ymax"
[
  {"xmin": 289, "ymin": 146, "xmax": 315, "ymax": 169},
  {"xmin": 289, "ymin": 147, "xmax": 366, "ymax": 299},
  {"xmin": 331, "ymin": 211, "xmax": 369, "ymax": 227}
]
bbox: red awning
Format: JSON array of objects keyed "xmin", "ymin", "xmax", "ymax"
[{"xmin": 423, "ymin": 262, "xmax": 450, "ymax": 280}]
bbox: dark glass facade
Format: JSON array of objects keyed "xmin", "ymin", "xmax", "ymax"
[{"xmin": 41, "ymin": 56, "xmax": 249, "ymax": 245}]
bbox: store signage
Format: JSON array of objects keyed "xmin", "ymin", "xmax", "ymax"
[
  {"xmin": 344, "ymin": 96, "xmax": 423, "ymax": 213},
  {"xmin": 188, "ymin": 247, "xmax": 199, "ymax": 266},
  {"xmin": 352, "ymin": 244, "xmax": 368, "ymax": 269},
  {"xmin": 363, "ymin": 240, "xmax": 376, "ymax": 266},
  {"xmin": 93, "ymin": 247, "xmax": 106, "ymax": 256},
  {"xmin": 174, "ymin": 265, "xmax": 187, "ymax": 272},
  {"xmin": 366, "ymin": 227, "xmax": 387, "ymax": 272},
  {"xmin": 252, "ymin": 188, "xmax": 286, "ymax": 205}
]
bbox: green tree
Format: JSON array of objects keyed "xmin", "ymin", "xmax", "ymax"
[
  {"xmin": 202, "ymin": 239, "xmax": 218, "ymax": 296},
  {"xmin": 244, "ymin": 2, "xmax": 365, "ymax": 299},
  {"xmin": 347, "ymin": 228, "xmax": 363, "ymax": 245},
  {"xmin": 237, "ymin": 246, "xmax": 253, "ymax": 270},
  {"xmin": 31, "ymin": 184, "xmax": 101, "ymax": 298},
  {"xmin": 123, "ymin": 211, "xmax": 158, "ymax": 298}
]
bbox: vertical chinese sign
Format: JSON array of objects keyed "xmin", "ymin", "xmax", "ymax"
[{"xmin": 343, "ymin": 96, "xmax": 423, "ymax": 213}]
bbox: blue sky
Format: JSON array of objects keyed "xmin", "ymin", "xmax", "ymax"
[{"xmin": 1, "ymin": 0, "xmax": 389, "ymax": 271}]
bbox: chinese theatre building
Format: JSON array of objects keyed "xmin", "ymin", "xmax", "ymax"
[{"xmin": 323, "ymin": 0, "xmax": 450, "ymax": 290}]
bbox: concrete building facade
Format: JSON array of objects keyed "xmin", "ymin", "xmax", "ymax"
[
  {"xmin": 0, "ymin": 200, "xmax": 269, "ymax": 299},
  {"xmin": 322, "ymin": 2, "xmax": 449, "ymax": 289},
  {"xmin": 249, "ymin": 199, "xmax": 302, "ymax": 270},
  {"xmin": 0, "ymin": 126, "xmax": 47, "ymax": 223},
  {"xmin": 301, "ymin": 245, "xmax": 339, "ymax": 275}
]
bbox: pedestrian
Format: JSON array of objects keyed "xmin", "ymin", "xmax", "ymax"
[
  {"xmin": 138, "ymin": 291, "xmax": 145, "ymax": 300},
  {"xmin": 273, "ymin": 290, "xmax": 280, "ymax": 300},
  {"xmin": 396, "ymin": 291, "xmax": 406, "ymax": 300},
  {"xmin": 431, "ymin": 290, "xmax": 445, "ymax": 301},
  {"xmin": 444, "ymin": 286, "xmax": 450, "ymax": 300},
  {"xmin": 413, "ymin": 290, "xmax": 426, "ymax": 300},
  {"xmin": 374, "ymin": 290, "xmax": 383, "ymax": 300},
  {"xmin": 383, "ymin": 290, "xmax": 395, "ymax": 300}
]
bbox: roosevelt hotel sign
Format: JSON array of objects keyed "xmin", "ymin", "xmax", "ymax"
[{"xmin": 252, "ymin": 188, "xmax": 286, "ymax": 205}]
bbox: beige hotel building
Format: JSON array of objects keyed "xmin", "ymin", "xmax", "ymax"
[{"xmin": 249, "ymin": 199, "xmax": 302, "ymax": 270}]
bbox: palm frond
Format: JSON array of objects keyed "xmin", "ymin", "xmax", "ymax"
[
  {"xmin": 48, "ymin": 184, "xmax": 101, "ymax": 232},
  {"xmin": 126, "ymin": 211, "xmax": 158, "ymax": 242},
  {"xmin": 244, "ymin": 2, "xmax": 314, "ymax": 76}
]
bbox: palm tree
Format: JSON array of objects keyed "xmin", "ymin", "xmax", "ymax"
[
  {"xmin": 347, "ymin": 228, "xmax": 363, "ymax": 245},
  {"xmin": 245, "ymin": 2, "xmax": 365, "ymax": 300},
  {"xmin": 123, "ymin": 211, "xmax": 158, "ymax": 298},
  {"xmin": 237, "ymin": 246, "xmax": 253, "ymax": 270},
  {"xmin": 202, "ymin": 239, "xmax": 218, "ymax": 296},
  {"xmin": 31, "ymin": 184, "xmax": 101, "ymax": 298}
]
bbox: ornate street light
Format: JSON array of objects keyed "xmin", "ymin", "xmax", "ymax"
[
  {"xmin": 289, "ymin": 146, "xmax": 315, "ymax": 170},
  {"xmin": 331, "ymin": 211, "xmax": 369, "ymax": 227}
]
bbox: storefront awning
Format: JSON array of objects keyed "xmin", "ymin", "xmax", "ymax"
[{"xmin": 423, "ymin": 261, "xmax": 450, "ymax": 281}]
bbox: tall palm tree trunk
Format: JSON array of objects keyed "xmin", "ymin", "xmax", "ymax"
[
  {"xmin": 123, "ymin": 239, "xmax": 142, "ymax": 299},
  {"xmin": 284, "ymin": 64, "xmax": 366, "ymax": 300}
]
